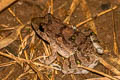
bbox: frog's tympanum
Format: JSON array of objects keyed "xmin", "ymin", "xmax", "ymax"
[{"xmin": 31, "ymin": 13, "xmax": 103, "ymax": 74}]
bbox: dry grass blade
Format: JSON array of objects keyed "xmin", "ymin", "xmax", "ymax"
[
  {"xmin": 0, "ymin": 61, "xmax": 16, "ymax": 67},
  {"xmin": 32, "ymin": 56, "xmax": 48, "ymax": 61},
  {"xmin": 51, "ymin": 0, "xmax": 53, "ymax": 14},
  {"xmin": 99, "ymin": 57, "xmax": 120, "ymax": 75},
  {"xmin": 76, "ymin": 6, "xmax": 118, "ymax": 28},
  {"xmin": 8, "ymin": 8, "xmax": 23, "ymax": 25},
  {"xmin": 0, "ymin": 24, "xmax": 10, "ymax": 28},
  {"xmin": 0, "ymin": 25, "xmax": 25, "ymax": 49},
  {"xmin": 0, "ymin": 0, "xmax": 18, "ymax": 12},
  {"xmin": 86, "ymin": 76, "xmax": 120, "ymax": 80},
  {"xmin": 0, "ymin": 51, "xmax": 28, "ymax": 65},
  {"xmin": 18, "ymin": 31, "xmax": 34, "ymax": 59},
  {"xmin": 42, "ymin": 41, "xmax": 51, "ymax": 56},
  {"xmin": 8, "ymin": 8, "xmax": 24, "ymax": 42},
  {"xmin": 2, "ymin": 67, "xmax": 15, "ymax": 80},
  {"xmin": 29, "ymin": 61, "xmax": 44, "ymax": 80},
  {"xmin": 50, "ymin": 70, "xmax": 55, "ymax": 80},
  {"xmin": 30, "ymin": 32, "xmax": 35, "ymax": 60},
  {"xmin": 79, "ymin": 0, "xmax": 97, "ymax": 34},
  {"xmin": 109, "ymin": 56, "xmax": 120, "ymax": 65},
  {"xmin": 6, "ymin": 51, "xmax": 25, "ymax": 66},
  {"xmin": 0, "ymin": 51, "xmax": 17, "ymax": 60},
  {"xmin": 77, "ymin": 64, "xmax": 118, "ymax": 80},
  {"xmin": 18, "ymin": 31, "xmax": 35, "ymax": 60},
  {"xmin": 24, "ymin": 51, "xmax": 29, "ymax": 60},
  {"xmin": 0, "ymin": 27, "xmax": 15, "ymax": 31},
  {"xmin": 54, "ymin": 2, "xmax": 67, "ymax": 12},
  {"xmin": 64, "ymin": 0, "xmax": 80, "ymax": 24},
  {"xmin": 33, "ymin": 74, "xmax": 38, "ymax": 80},
  {"xmin": 33, "ymin": 62, "xmax": 61, "ymax": 71},
  {"xmin": 112, "ymin": 9, "xmax": 119, "ymax": 57},
  {"xmin": 71, "ymin": 74, "xmax": 76, "ymax": 80},
  {"xmin": 16, "ymin": 70, "xmax": 33, "ymax": 80}
]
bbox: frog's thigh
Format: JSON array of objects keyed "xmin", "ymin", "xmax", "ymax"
[
  {"xmin": 62, "ymin": 55, "xmax": 82, "ymax": 74},
  {"xmin": 68, "ymin": 55, "xmax": 89, "ymax": 74},
  {"xmin": 68, "ymin": 55, "xmax": 82, "ymax": 74}
]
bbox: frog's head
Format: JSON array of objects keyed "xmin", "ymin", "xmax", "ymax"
[
  {"xmin": 31, "ymin": 16, "xmax": 51, "ymax": 43},
  {"xmin": 31, "ymin": 13, "xmax": 64, "ymax": 43}
]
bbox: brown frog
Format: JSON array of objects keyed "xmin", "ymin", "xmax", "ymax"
[{"xmin": 31, "ymin": 13, "xmax": 103, "ymax": 74}]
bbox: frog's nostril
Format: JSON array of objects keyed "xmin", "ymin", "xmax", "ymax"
[{"xmin": 39, "ymin": 25, "xmax": 44, "ymax": 32}]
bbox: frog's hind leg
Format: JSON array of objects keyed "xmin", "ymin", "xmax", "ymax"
[
  {"xmin": 61, "ymin": 53, "xmax": 98, "ymax": 74},
  {"xmin": 62, "ymin": 55, "xmax": 84, "ymax": 74}
]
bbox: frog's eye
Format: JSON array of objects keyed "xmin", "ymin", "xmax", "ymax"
[
  {"xmin": 69, "ymin": 35, "xmax": 76, "ymax": 42},
  {"xmin": 39, "ymin": 25, "xmax": 44, "ymax": 32}
]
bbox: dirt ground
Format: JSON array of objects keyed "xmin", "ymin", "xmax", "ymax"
[{"xmin": 0, "ymin": 0, "xmax": 120, "ymax": 80}]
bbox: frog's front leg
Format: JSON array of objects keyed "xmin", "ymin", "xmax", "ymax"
[{"xmin": 39, "ymin": 46, "xmax": 58, "ymax": 65}]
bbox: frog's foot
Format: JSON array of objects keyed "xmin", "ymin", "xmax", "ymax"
[
  {"xmin": 39, "ymin": 53, "xmax": 58, "ymax": 65},
  {"xmin": 90, "ymin": 34, "xmax": 104, "ymax": 54}
]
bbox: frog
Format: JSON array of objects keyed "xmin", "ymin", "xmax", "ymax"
[{"xmin": 31, "ymin": 13, "xmax": 103, "ymax": 74}]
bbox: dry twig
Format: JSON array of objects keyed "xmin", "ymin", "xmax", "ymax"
[
  {"xmin": 86, "ymin": 76, "xmax": 120, "ymax": 80},
  {"xmin": 77, "ymin": 64, "xmax": 119, "ymax": 80},
  {"xmin": 0, "ymin": 25, "xmax": 25, "ymax": 49},
  {"xmin": 64, "ymin": 0, "xmax": 80, "ymax": 24},
  {"xmin": 79, "ymin": 0, "xmax": 97, "ymax": 34},
  {"xmin": 99, "ymin": 57, "xmax": 120, "ymax": 75},
  {"xmin": 29, "ymin": 61, "xmax": 44, "ymax": 80},
  {"xmin": 76, "ymin": 6, "xmax": 118, "ymax": 27},
  {"xmin": 111, "ymin": 8, "xmax": 119, "ymax": 57},
  {"xmin": 2, "ymin": 67, "xmax": 15, "ymax": 80},
  {"xmin": 0, "ymin": 61, "xmax": 16, "ymax": 67}
]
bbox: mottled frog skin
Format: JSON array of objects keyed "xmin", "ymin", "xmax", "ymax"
[{"xmin": 31, "ymin": 13, "xmax": 103, "ymax": 74}]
